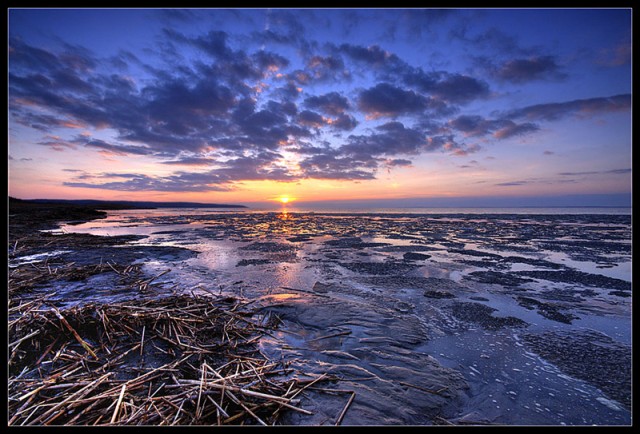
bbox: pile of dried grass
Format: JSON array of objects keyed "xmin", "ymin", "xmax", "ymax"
[
  {"xmin": 8, "ymin": 259, "xmax": 144, "ymax": 296},
  {"xmin": 8, "ymin": 293, "xmax": 330, "ymax": 426}
]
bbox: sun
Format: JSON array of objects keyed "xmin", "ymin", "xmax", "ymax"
[{"xmin": 277, "ymin": 194, "xmax": 295, "ymax": 204}]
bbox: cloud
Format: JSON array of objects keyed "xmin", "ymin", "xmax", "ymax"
[
  {"xmin": 429, "ymin": 74, "xmax": 490, "ymax": 104},
  {"xmin": 495, "ymin": 56, "xmax": 566, "ymax": 83},
  {"xmin": 297, "ymin": 152, "xmax": 377, "ymax": 180},
  {"xmin": 329, "ymin": 113, "xmax": 358, "ymax": 131},
  {"xmin": 304, "ymin": 92, "xmax": 350, "ymax": 115},
  {"xmin": 64, "ymin": 151, "xmax": 297, "ymax": 191},
  {"xmin": 297, "ymin": 110, "xmax": 326, "ymax": 128},
  {"xmin": 595, "ymin": 40, "xmax": 631, "ymax": 67},
  {"xmin": 358, "ymin": 83, "xmax": 429, "ymax": 118},
  {"xmin": 344, "ymin": 121, "xmax": 427, "ymax": 156},
  {"xmin": 84, "ymin": 138, "xmax": 152, "ymax": 156},
  {"xmin": 385, "ymin": 158, "xmax": 412, "ymax": 167},
  {"xmin": 449, "ymin": 115, "xmax": 539, "ymax": 139},
  {"xmin": 495, "ymin": 181, "xmax": 530, "ymax": 186},
  {"xmin": 507, "ymin": 94, "xmax": 631, "ymax": 121},
  {"xmin": 492, "ymin": 121, "xmax": 539, "ymax": 139},
  {"xmin": 161, "ymin": 157, "xmax": 217, "ymax": 166},
  {"xmin": 64, "ymin": 172, "xmax": 232, "ymax": 192},
  {"xmin": 36, "ymin": 136, "xmax": 78, "ymax": 152},
  {"xmin": 9, "ymin": 19, "xmax": 631, "ymax": 192},
  {"xmin": 558, "ymin": 168, "xmax": 631, "ymax": 176},
  {"xmin": 338, "ymin": 43, "xmax": 397, "ymax": 66}
]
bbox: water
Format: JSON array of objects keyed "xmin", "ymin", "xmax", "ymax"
[{"xmin": 53, "ymin": 208, "xmax": 632, "ymax": 425}]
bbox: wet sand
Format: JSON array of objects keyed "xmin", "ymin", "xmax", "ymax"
[{"xmin": 8, "ymin": 206, "xmax": 632, "ymax": 425}]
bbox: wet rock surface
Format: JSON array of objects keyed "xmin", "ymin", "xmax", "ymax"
[
  {"xmin": 403, "ymin": 252, "xmax": 432, "ymax": 261},
  {"xmin": 447, "ymin": 301, "xmax": 529, "ymax": 330},
  {"xmin": 521, "ymin": 330, "xmax": 631, "ymax": 409},
  {"xmin": 513, "ymin": 270, "xmax": 631, "ymax": 292},
  {"xmin": 465, "ymin": 270, "xmax": 535, "ymax": 287},
  {"xmin": 516, "ymin": 296, "xmax": 578, "ymax": 324}
]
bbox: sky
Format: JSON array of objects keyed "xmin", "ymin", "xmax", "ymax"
[{"xmin": 8, "ymin": 8, "xmax": 632, "ymax": 207}]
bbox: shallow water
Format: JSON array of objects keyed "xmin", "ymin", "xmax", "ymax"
[{"xmin": 56, "ymin": 210, "xmax": 632, "ymax": 425}]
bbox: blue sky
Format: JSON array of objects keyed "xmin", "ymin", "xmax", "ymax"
[{"xmin": 8, "ymin": 8, "xmax": 632, "ymax": 206}]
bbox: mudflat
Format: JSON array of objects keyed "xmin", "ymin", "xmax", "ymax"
[{"xmin": 8, "ymin": 205, "xmax": 632, "ymax": 425}]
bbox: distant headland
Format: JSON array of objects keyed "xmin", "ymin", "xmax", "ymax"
[{"xmin": 8, "ymin": 197, "xmax": 247, "ymax": 210}]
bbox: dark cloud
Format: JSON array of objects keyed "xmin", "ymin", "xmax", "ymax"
[
  {"xmin": 308, "ymin": 54, "xmax": 344, "ymax": 71},
  {"xmin": 161, "ymin": 157, "xmax": 216, "ymax": 166},
  {"xmin": 385, "ymin": 158, "xmax": 412, "ymax": 167},
  {"xmin": 338, "ymin": 43, "xmax": 396, "ymax": 66},
  {"xmin": 64, "ymin": 151, "xmax": 297, "ymax": 191},
  {"xmin": 343, "ymin": 122, "xmax": 427, "ymax": 156},
  {"xmin": 358, "ymin": 83, "xmax": 429, "ymax": 117},
  {"xmin": 495, "ymin": 56, "xmax": 566, "ymax": 83},
  {"xmin": 64, "ymin": 172, "xmax": 232, "ymax": 192},
  {"xmin": 297, "ymin": 110, "xmax": 325, "ymax": 128},
  {"xmin": 36, "ymin": 136, "xmax": 78, "ymax": 152},
  {"xmin": 304, "ymin": 92, "xmax": 350, "ymax": 115},
  {"xmin": 306, "ymin": 54, "xmax": 347, "ymax": 81},
  {"xmin": 252, "ymin": 50, "xmax": 290, "ymax": 71},
  {"xmin": 507, "ymin": 94, "xmax": 631, "ymax": 121},
  {"xmin": 449, "ymin": 115, "xmax": 539, "ymax": 139},
  {"xmin": 187, "ymin": 30, "xmax": 234, "ymax": 60},
  {"xmin": 430, "ymin": 74, "xmax": 490, "ymax": 104},
  {"xmin": 492, "ymin": 121, "xmax": 539, "ymax": 139},
  {"xmin": 495, "ymin": 181, "xmax": 530, "ymax": 186},
  {"xmin": 84, "ymin": 138, "xmax": 152, "ymax": 156},
  {"xmin": 402, "ymin": 69, "xmax": 489, "ymax": 105},
  {"xmin": 454, "ymin": 27, "xmax": 538, "ymax": 57},
  {"xmin": 558, "ymin": 168, "xmax": 631, "ymax": 176},
  {"xmin": 297, "ymin": 152, "xmax": 377, "ymax": 180},
  {"xmin": 449, "ymin": 115, "xmax": 493, "ymax": 136},
  {"xmin": 10, "ymin": 111, "xmax": 84, "ymax": 132},
  {"xmin": 330, "ymin": 113, "xmax": 358, "ymax": 131}
]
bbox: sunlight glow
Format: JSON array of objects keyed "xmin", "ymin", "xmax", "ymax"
[{"xmin": 278, "ymin": 195, "xmax": 293, "ymax": 204}]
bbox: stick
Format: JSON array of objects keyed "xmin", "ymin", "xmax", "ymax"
[
  {"xmin": 28, "ymin": 372, "xmax": 112, "ymax": 425},
  {"xmin": 226, "ymin": 390, "xmax": 267, "ymax": 426},
  {"xmin": 399, "ymin": 381, "xmax": 445, "ymax": 396},
  {"xmin": 309, "ymin": 330, "xmax": 351, "ymax": 342},
  {"xmin": 110, "ymin": 384, "xmax": 127, "ymax": 424},
  {"xmin": 9, "ymin": 329, "xmax": 41, "ymax": 349},
  {"xmin": 35, "ymin": 337, "xmax": 60, "ymax": 365},
  {"xmin": 279, "ymin": 286, "xmax": 331, "ymax": 298},
  {"xmin": 335, "ymin": 392, "xmax": 355, "ymax": 426},
  {"xmin": 51, "ymin": 306, "xmax": 98, "ymax": 359},
  {"xmin": 140, "ymin": 325, "xmax": 146, "ymax": 357}
]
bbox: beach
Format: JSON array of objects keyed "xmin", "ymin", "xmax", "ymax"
[{"xmin": 8, "ymin": 204, "xmax": 632, "ymax": 425}]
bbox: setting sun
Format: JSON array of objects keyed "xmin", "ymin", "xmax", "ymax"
[{"xmin": 278, "ymin": 195, "xmax": 293, "ymax": 204}]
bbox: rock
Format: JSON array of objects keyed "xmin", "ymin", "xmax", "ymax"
[
  {"xmin": 516, "ymin": 296, "xmax": 578, "ymax": 324},
  {"xmin": 522, "ymin": 330, "xmax": 631, "ymax": 409},
  {"xmin": 424, "ymin": 290, "xmax": 456, "ymax": 299},
  {"xmin": 403, "ymin": 252, "xmax": 432, "ymax": 261},
  {"xmin": 513, "ymin": 270, "xmax": 631, "ymax": 291},
  {"xmin": 236, "ymin": 259, "xmax": 272, "ymax": 267},
  {"xmin": 447, "ymin": 301, "xmax": 528, "ymax": 330},
  {"xmin": 394, "ymin": 301, "xmax": 413, "ymax": 313},
  {"xmin": 465, "ymin": 271, "xmax": 535, "ymax": 287},
  {"xmin": 340, "ymin": 261, "xmax": 418, "ymax": 275}
]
